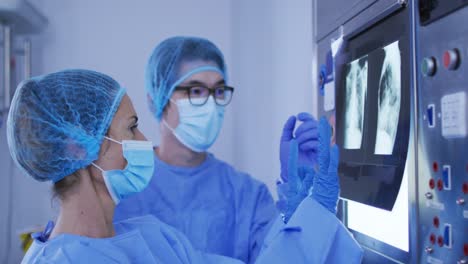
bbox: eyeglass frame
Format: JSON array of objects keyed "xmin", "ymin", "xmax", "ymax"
[{"xmin": 173, "ymin": 85, "xmax": 235, "ymax": 106}]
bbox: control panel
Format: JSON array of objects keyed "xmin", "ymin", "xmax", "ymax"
[{"xmin": 417, "ymin": 4, "xmax": 468, "ymax": 264}]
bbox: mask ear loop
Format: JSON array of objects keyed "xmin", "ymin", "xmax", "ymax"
[
  {"xmin": 91, "ymin": 161, "xmax": 120, "ymax": 205},
  {"xmin": 90, "ymin": 149, "xmax": 120, "ymax": 205},
  {"xmin": 162, "ymin": 119, "xmax": 176, "ymax": 134},
  {"xmin": 91, "ymin": 162, "xmax": 104, "ymax": 172},
  {"xmin": 161, "ymin": 98, "xmax": 179, "ymax": 133},
  {"xmin": 91, "ymin": 136, "xmax": 122, "ymax": 172},
  {"xmin": 104, "ymin": 136, "xmax": 122, "ymax": 145}
]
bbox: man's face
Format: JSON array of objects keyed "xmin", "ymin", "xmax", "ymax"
[{"xmin": 163, "ymin": 61, "xmax": 225, "ymax": 128}]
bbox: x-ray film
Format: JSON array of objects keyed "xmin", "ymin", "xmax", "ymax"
[
  {"xmin": 374, "ymin": 41, "xmax": 401, "ymax": 155},
  {"xmin": 344, "ymin": 56, "xmax": 368, "ymax": 149}
]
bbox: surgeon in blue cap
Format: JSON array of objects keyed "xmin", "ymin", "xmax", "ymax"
[
  {"xmin": 114, "ymin": 36, "xmax": 275, "ymax": 262},
  {"xmin": 114, "ymin": 36, "xmax": 330, "ymax": 263}
]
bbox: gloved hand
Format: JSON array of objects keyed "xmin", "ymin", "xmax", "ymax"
[
  {"xmin": 311, "ymin": 117, "xmax": 340, "ymax": 215},
  {"xmin": 280, "ymin": 113, "xmax": 319, "ymax": 182},
  {"xmin": 284, "ymin": 139, "xmax": 316, "ymax": 222}
]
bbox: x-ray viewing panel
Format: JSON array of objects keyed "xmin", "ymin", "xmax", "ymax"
[{"xmin": 334, "ymin": 6, "xmax": 410, "ymax": 211}]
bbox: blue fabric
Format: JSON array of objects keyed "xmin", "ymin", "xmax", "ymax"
[
  {"xmin": 22, "ymin": 215, "xmax": 242, "ymax": 264},
  {"xmin": 31, "ymin": 221, "xmax": 54, "ymax": 243},
  {"xmin": 258, "ymin": 197, "xmax": 363, "ymax": 263},
  {"xmin": 115, "ymin": 152, "xmax": 277, "ymax": 263},
  {"xmin": 145, "ymin": 36, "xmax": 227, "ymax": 120},
  {"xmin": 311, "ymin": 117, "xmax": 340, "ymax": 215},
  {"xmin": 7, "ymin": 69, "xmax": 126, "ymax": 182},
  {"xmin": 23, "ymin": 201, "xmax": 362, "ymax": 264},
  {"xmin": 279, "ymin": 113, "xmax": 319, "ymax": 182}
]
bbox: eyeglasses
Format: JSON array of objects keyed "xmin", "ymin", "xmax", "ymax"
[{"xmin": 174, "ymin": 85, "xmax": 235, "ymax": 106}]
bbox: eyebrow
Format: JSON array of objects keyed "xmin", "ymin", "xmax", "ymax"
[{"xmin": 182, "ymin": 79, "xmax": 225, "ymax": 86}]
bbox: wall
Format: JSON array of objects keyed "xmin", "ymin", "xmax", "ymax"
[
  {"xmin": 230, "ymin": 0, "xmax": 316, "ymax": 196},
  {"xmin": 29, "ymin": 0, "xmax": 235, "ymax": 161}
]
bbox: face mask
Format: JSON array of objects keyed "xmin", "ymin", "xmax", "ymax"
[
  {"xmin": 163, "ymin": 97, "xmax": 224, "ymax": 152},
  {"xmin": 92, "ymin": 136, "xmax": 154, "ymax": 205}
]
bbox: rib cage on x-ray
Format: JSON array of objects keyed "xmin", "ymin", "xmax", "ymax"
[
  {"xmin": 344, "ymin": 56, "xmax": 368, "ymax": 149},
  {"xmin": 375, "ymin": 41, "xmax": 401, "ymax": 155}
]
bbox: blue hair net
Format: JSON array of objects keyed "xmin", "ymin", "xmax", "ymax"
[
  {"xmin": 145, "ymin": 36, "xmax": 227, "ymax": 120},
  {"xmin": 7, "ymin": 69, "xmax": 126, "ymax": 182}
]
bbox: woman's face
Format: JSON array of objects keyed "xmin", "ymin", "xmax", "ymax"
[{"xmin": 92, "ymin": 94, "xmax": 146, "ymax": 173}]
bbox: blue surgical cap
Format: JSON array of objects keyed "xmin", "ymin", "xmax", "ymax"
[
  {"xmin": 7, "ymin": 69, "xmax": 126, "ymax": 182},
  {"xmin": 145, "ymin": 36, "xmax": 227, "ymax": 120}
]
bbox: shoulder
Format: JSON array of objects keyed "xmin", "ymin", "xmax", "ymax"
[{"xmin": 22, "ymin": 236, "xmax": 129, "ymax": 264}]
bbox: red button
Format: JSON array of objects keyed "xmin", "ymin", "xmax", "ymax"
[
  {"xmin": 443, "ymin": 49, "xmax": 460, "ymax": 70},
  {"xmin": 437, "ymin": 179, "xmax": 443, "ymax": 191},
  {"xmin": 433, "ymin": 217, "xmax": 440, "ymax": 228},
  {"xmin": 463, "ymin": 183, "xmax": 468, "ymax": 194},
  {"xmin": 433, "ymin": 162, "xmax": 439, "ymax": 172},
  {"xmin": 437, "ymin": 236, "xmax": 444, "ymax": 247},
  {"xmin": 430, "ymin": 234, "xmax": 436, "ymax": 244},
  {"xmin": 464, "ymin": 243, "xmax": 468, "ymax": 256},
  {"xmin": 429, "ymin": 179, "xmax": 435, "ymax": 189}
]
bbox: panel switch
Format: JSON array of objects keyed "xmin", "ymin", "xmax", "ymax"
[
  {"xmin": 443, "ymin": 224, "xmax": 452, "ymax": 248},
  {"xmin": 422, "ymin": 57, "xmax": 437, "ymax": 76},
  {"xmin": 442, "ymin": 165, "xmax": 452, "ymax": 190},
  {"xmin": 443, "ymin": 49, "xmax": 460, "ymax": 70},
  {"xmin": 425, "ymin": 246, "xmax": 434, "ymax": 254},
  {"xmin": 427, "ymin": 104, "xmax": 436, "ymax": 128}
]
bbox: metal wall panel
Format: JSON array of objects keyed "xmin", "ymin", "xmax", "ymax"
[{"xmin": 416, "ymin": 5, "xmax": 468, "ymax": 263}]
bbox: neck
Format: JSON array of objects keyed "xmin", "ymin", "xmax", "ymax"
[
  {"xmin": 50, "ymin": 171, "xmax": 115, "ymax": 239},
  {"xmin": 157, "ymin": 122, "xmax": 206, "ymax": 167}
]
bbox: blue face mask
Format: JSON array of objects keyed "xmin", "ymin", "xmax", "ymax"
[
  {"xmin": 163, "ymin": 97, "xmax": 224, "ymax": 152},
  {"xmin": 92, "ymin": 136, "xmax": 154, "ymax": 205}
]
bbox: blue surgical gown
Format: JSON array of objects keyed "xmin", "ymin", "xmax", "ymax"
[
  {"xmin": 22, "ymin": 198, "xmax": 363, "ymax": 263},
  {"xmin": 114, "ymin": 152, "xmax": 278, "ymax": 263},
  {"xmin": 22, "ymin": 215, "xmax": 241, "ymax": 264}
]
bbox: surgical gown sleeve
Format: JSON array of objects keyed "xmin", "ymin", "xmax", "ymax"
[
  {"xmin": 247, "ymin": 182, "xmax": 278, "ymax": 262},
  {"xmin": 256, "ymin": 197, "xmax": 363, "ymax": 264}
]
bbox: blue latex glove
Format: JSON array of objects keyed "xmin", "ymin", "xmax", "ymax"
[
  {"xmin": 280, "ymin": 113, "xmax": 319, "ymax": 182},
  {"xmin": 284, "ymin": 139, "xmax": 316, "ymax": 222},
  {"xmin": 311, "ymin": 117, "xmax": 340, "ymax": 215}
]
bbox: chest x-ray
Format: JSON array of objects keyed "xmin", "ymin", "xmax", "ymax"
[
  {"xmin": 374, "ymin": 41, "xmax": 401, "ymax": 155},
  {"xmin": 344, "ymin": 56, "xmax": 368, "ymax": 149}
]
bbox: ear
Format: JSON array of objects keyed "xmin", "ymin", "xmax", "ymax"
[{"xmin": 65, "ymin": 139, "xmax": 87, "ymax": 160}]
